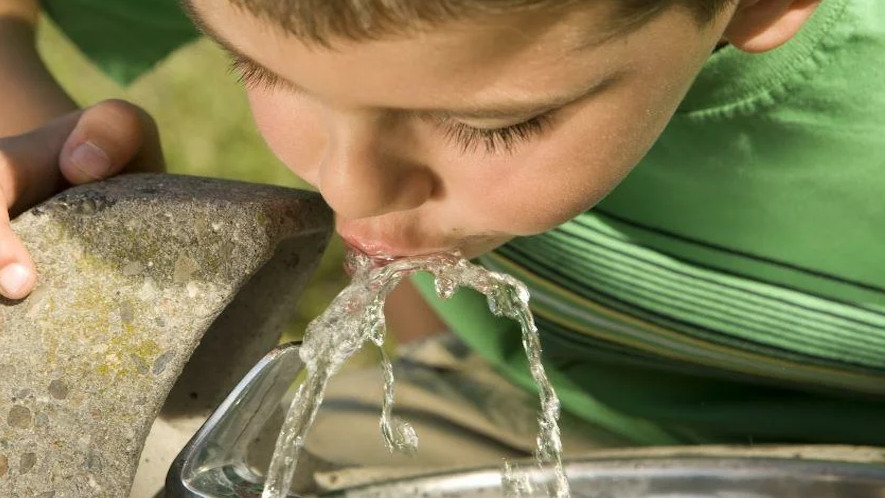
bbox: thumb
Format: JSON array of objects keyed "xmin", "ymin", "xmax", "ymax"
[{"xmin": 59, "ymin": 99, "xmax": 164, "ymax": 185}]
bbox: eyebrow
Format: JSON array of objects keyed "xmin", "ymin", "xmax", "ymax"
[
  {"xmin": 181, "ymin": 0, "xmax": 308, "ymax": 89},
  {"xmin": 179, "ymin": 0, "xmax": 612, "ymax": 121}
]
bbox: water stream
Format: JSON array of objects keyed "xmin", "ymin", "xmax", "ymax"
[{"xmin": 261, "ymin": 251, "xmax": 569, "ymax": 497}]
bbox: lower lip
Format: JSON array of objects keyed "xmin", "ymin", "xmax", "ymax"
[
  {"xmin": 338, "ymin": 225, "xmax": 451, "ymax": 258},
  {"xmin": 336, "ymin": 221, "xmax": 495, "ymax": 259},
  {"xmin": 341, "ymin": 237, "xmax": 401, "ymax": 259}
]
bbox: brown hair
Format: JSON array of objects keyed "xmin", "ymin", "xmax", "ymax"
[{"xmin": 223, "ymin": 0, "xmax": 736, "ymax": 46}]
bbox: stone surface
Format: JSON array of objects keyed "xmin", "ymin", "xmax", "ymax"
[{"xmin": 0, "ymin": 174, "xmax": 332, "ymax": 497}]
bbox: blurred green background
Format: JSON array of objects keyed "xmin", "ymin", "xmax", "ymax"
[{"xmin": 36, "ymin": 18, "xmax": 349, "ymax": 342}]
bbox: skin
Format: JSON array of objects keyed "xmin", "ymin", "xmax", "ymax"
[{"xmin": 186, "ymin": 0, "xmax": 734, "ymax": 260}]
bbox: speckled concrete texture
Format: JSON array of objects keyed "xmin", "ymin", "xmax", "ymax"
[{"xmin": 0, "ymin": 174, "xmax": 332, "ymax": 497}]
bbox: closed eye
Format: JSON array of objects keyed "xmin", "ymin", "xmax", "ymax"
[
  {"xmin": 437, "ymin": 113, "xmax": 554, "ymax": 155},
  {"xmin": 228, "ymin": 54, "xmax": 288, "ymax": 90},
  {"xmin": 228, "ymin": 52, "xmax": 556, "ymax": 154}
]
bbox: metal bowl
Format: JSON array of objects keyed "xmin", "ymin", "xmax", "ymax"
[{"xmin": 328, "ymin": 453, "xmax": 885, "ymax": 497}]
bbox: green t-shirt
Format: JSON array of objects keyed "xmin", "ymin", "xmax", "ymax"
[
  {"xmin": 416, "ymin": 0, "xmax": 885, "ymax": 446},
  {"xmin": 46, "ymin": 0, "xmax": 885, "ymax": 446}
]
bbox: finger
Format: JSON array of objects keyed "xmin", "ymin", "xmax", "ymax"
[
  {"xmin": 2, "ymin": 111, "xmax": 82, "ymax": 217},
  {"xmin": 0, "ymin": 185, "xmax": 36, "ymax": 299},
  {"xmin": 59, "ymin": 99, "xmax": 164, "ymax": 185}
]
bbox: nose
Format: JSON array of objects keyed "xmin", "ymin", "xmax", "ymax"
[{"xmin": 317, "ymin": 114, "xmax": 436, "ymax": 220}]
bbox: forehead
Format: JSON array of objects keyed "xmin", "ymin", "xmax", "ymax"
[
  {"xmin": 186, "ymin": 0, "xmax": 702, "ymax": 113},
  {"xmin": 188, "ymin": 0, "xmax": 626, "ymax": 46}
]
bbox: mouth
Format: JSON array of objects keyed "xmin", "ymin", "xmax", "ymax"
[
  {"xmin": 340, "ymin": 234, "xmax": 458, "ymax": 263},
  {"xmin": 340, "ymin": 237, "xmax": 463, "ymax": 278},
  {"xmin": 336, "ymin": 218, "xmax": 457, "ymax": 260},
  {"xmin": 336, "ymin": 217, "xmax": 508, "ymax": 264},
  {"xmin": 341, "ymin": 236, "xmax": 404, "ymax": 261},
  {"xmin": 341, "ymin": 238, "xmax": 398, "ymax": 271}
]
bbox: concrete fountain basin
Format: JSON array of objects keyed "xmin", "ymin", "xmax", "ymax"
[{"xmin": 0, "ymin": 173, "xmax": 332, "ymax": 497}]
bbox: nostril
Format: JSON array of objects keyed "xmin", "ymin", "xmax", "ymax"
[
  {"xmin": 394, "ymin": 166, "xmax": 437, "ymax": 211},
  {"xmin": 318, "ymin": 155, "xmax": 436, "ymax": 220}
]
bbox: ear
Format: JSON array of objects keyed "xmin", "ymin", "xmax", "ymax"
[{"xmin": 722, "ymin": 0, "xmax": 822, "ymax": 53}]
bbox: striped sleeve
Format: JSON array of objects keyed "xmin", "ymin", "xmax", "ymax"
[{"xmin": 482, "ymin": 211, "xmax": 885, "ymax": 396}]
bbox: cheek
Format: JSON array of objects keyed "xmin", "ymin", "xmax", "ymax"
[
  {"xmin": 451, "ymin": 72, "xmax": 691, "ymax": 237},
  {"xmin": 450, "ymin": 113, "xmax": 659, "ymax": 236},
  {"xmin": 246, "ymin": 89, "xmax": 325, "ymax": 186}
]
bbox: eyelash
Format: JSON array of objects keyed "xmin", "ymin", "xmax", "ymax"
[
  {"xmin": 229, "ymin": 55, "xmax": 284, "ymax": 89},
  {"xmin": 229, "ymin": 54, "xmax": 553, "ymax": 155},
  {"xmin": 438, "ymin": 114, "xmax": 553, "ymax": 155}
]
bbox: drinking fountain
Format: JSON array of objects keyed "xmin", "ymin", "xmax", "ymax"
[{"xmin": 4, "ymin": 173, "xmax": 885, "ymax": 498}]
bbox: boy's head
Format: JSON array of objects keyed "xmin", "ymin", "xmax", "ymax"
[
  {"xmin": 184, "ymin": 0, "xmax": 821, "ymax": 258},
  {"xmin": 219, "ymin": 0, "xmax": 734, "ymax": 44}
]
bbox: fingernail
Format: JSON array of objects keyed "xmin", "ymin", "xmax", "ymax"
[
  {"xmin": 0, "ymin": 263, "xmax": 32, "ymax": 298},
  {"xmin": 70, "ymin": 142, "xmax": 111, "ymax": 179}
]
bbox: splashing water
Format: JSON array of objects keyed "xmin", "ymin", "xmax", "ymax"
[{"xmin": 261, "ymin": 251, "xmax": 569, "ymax": 497}]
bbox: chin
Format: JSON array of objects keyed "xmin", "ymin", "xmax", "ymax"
[{"xmin": 450, "ymin": 235, "xmax": 511, "ymax": 260}]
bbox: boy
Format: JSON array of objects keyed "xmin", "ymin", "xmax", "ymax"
[{"xmin": 1, "ymin": 0, "xmax": 883, "ymax": 468}]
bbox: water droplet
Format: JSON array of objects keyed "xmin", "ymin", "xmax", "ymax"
[{"xmin": 434, "ymin": 276, "xmax": 456, "ymax": 299}]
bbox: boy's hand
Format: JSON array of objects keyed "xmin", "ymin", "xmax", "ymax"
[{"xmin": 0, "ymin": 99, "xmax": 164, "ymax": 299}]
